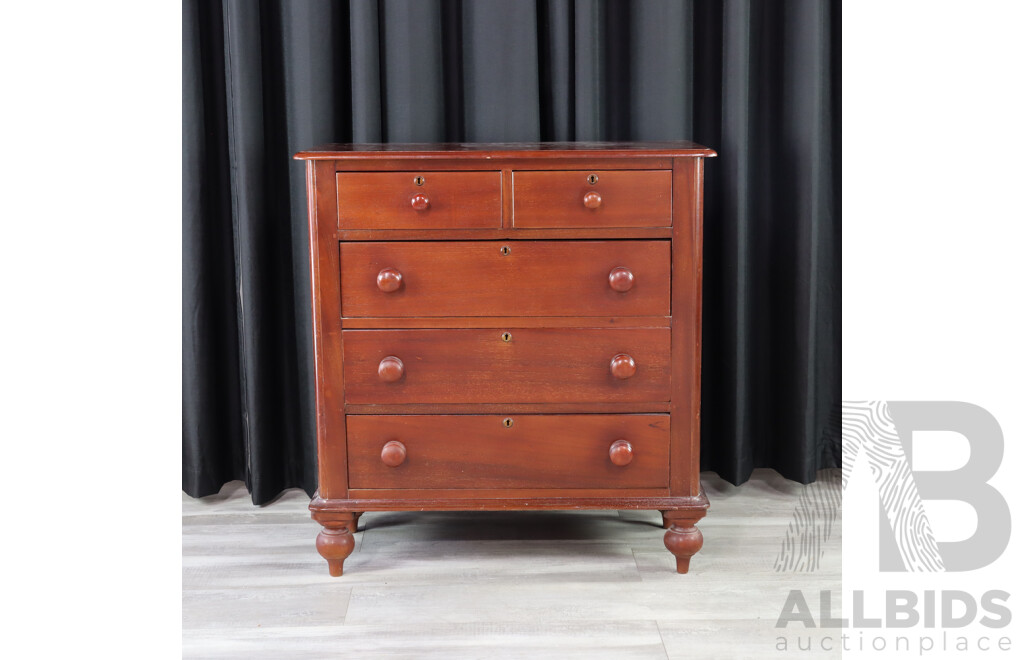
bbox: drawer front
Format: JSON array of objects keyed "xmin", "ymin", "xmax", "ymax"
[
  {"xmin": 340, "ymin": 240, "xmax": 670, "ymax": 318},
  {"xmin": 347, "ymin": 414, "xmax": 670, "ymax": 489},
  {"xmin": 342, "ymin": 328, "xmax": 670, "ymax": 404},
  {"xmin": 513, "ymin": 170, "xmax": 672, "ymax": 228},
  {"xmin": 336, "ymin": 171, "xmax": 501, "ymax": 229}
]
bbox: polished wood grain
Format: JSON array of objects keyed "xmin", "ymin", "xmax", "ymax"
[
  {"xmin": 305, "ymin": 160, "xmax": 348, "ymax": 499},
  {"xmin": 311, "ymin": 510, "xmax": 356, "ymax": 577},
  {"xmin": 376, "ymin": 356, "xmax": 404, "ymax": 383},
  {"xmin": 326, "ymin": 157, "xmax": 677, "ymax": 173},
  {"xmin": 608, "ymin": 439, "xmax": 634, "ymax": 466},
  {"xmin": 314, "ymin": 489, "xmax": 707, "ymax": 513},
  {"xmin": 375, "ymin": 267, "xmax": 403, "ymax": 292},
  {"xmin": 344, "ymin": 402, "xmax": 672, "ymax": 415},
  {"xmin": 294, "ymin": 141, "xmax": 717, "ymax": 160},
  {"xmin": 609, "ymin": 353, "xmax": 637, "ymax": 379},
  {"xmin": 340, "ymin": 316, "xmax": 670, "ymax": 330},
  {"xmin": 663, "ymin": 509, "xmax": 707, "ymax": 574},
  {"xmin": 336, "ymin": 171, "xmax": 501, "ymax": 229},
  {"xmin": 335, "ymin": 227, "xmax": 674, "ymax": 241},
  {"xmin": 513, "ymin": 170, "xmax": 672, "ymax": 228},
  {"xmin": 608, "ymin": 266, "xmax": 635, "ymax": 292},
  {"xmin": 379, "ymin": 440, "xmax": 407, "ymax": 467},
  {"xmin": 669, "ymin": 157, "xmax": 705, "ymax": 497},
  {"xmin": 341, "ymin": 327, "xmax": 671, "ymax": 404},
  {"xmin": 346, "ymin": 415, "xmax": 669, "ymax": 490},
  {"xmin": 297, "ymin": 143, "xmax": 715, "ymax": 576},
  {"xmin": 339, "ymin": 240, "xmax": 670, "ymax": 318},
  {"xmin": 346, "ymin": 487, "xmax": 671, "ymax": 499},
  {"xmin": 409, "ymin": 192, "xmax": 430, "ymax": 211}
]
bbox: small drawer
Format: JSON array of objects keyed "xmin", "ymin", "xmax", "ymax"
[
  {"xmin": 342, "ymin": 327, "xmax": 671, "ymax": 404},
  {"xmin": 347, "ymin": 414, "xmax": 670, "ymax": 489},
  {"xmin": 512, "ymin": 170, "xmax": 672, "ymax": 228},
  {"xmin": 336, "ymin": 171, "xmax": 501, "ymax": 229},
  {"xmin": 340, "ymin": 240, "xmax": 670, "ymax": 318}
]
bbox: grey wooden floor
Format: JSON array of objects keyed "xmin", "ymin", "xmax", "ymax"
[{"xmin": 183, "ymin": 468, "xmax": 841, "ymax": 659}]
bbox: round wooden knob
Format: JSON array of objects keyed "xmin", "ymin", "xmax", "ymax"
[
  {"xmin": 609, "ymin": 439, "xmax": 633, "ymax": 466},
  {"xmin": 376, "ymin": 268, "xmax": 403, "ymax": 292},
  {"xmin": 381, "ymin": 440, "xmax": 407, "ymax": 467},
  {"xmin": 610, "ymin": 353, "xmax": 636, "ymax": 379},
  {"xmin": 583, "ymin": 191, "xmax": 602, "ymax": 209},
  {"xmin": 608, "ymin": 267, "xmax": 634, "ymax": 292},
  {"xmin": 410, "ymin": 193, "xmax": 430, "ymax": 211},
  {"xmin": 377, "ymin": 356, "xmax": 404, "ymax": 382}
]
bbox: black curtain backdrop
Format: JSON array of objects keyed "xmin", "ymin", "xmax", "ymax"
[{"xmin": 184, "ymin": 0, "xmax": 840, "ymax": 504}]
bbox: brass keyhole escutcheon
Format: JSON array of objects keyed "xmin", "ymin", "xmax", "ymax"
[
  {"xmin": 413, "ymin": 175, "xmax": 425, "ymax": 186},
  {"xmin": 587, "ymin": 173, "xmax": 599, "ymax": 185},
  {"xmin": 500, "ymin": 245, "xmax": 511, "ymax": 256},
  {"xmin": 501, "ymin": 332, "xmax": 512, "ymax": 342},
  {"xmin": 503, "ymin": 417, "xmax": 514, "ymax": 428}
]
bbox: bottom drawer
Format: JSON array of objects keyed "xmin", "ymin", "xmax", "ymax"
[{"xmin": 347, "ymin": 414, "xmax": 669, "ymax": 489}]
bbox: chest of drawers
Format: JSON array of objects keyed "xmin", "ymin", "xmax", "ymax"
[{"xmin": 295, "ymin": 142, "xmax": 715, "ymax": 576}]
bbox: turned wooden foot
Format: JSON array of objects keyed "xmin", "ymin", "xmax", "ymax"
[
  {"xmin": 313, "ymin": 512, "xmax": 355, "ymax": 577},
  {"xmin": 352, "ymin": 512, "xmax": 363, "ymax": 532},
  {"xmin": 660, "ymin": 510, "xmax": 670, "ymax": 529},
  {"xmin": 663, "ymin": 511, "xmax": 705, "ymax": 574}
]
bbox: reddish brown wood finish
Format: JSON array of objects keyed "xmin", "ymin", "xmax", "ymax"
[
  {"xmin": 339, "ymin": 240, "xmax": 670, "ymax": 318},
  {"xmin": 336, "ymin": 171, "xmax": 501, "ymax": 229},
  {"xmin": 376, "ymin": 267, "xmax": 403, "ymax": 292},
  {"xmin": 344, "ymin": 402, "xmax": 671, "ymax": 415},
  {"xmin": 311, "ymin": 510, "xmax": 355, "ymax": 576},
  {"xmin": 409, "ymin": 193, "xmax": 430, "ymax": 211},
  {"xmin": 296, "ymin": 141, "xmax": 716, "ymax": 159},
  {"xmin": 327, "ymin": 157, "xmax": 676, "ymax": 174},
  {"xmin": 305, "ymin": 161, "xmax": 348, "ymax": 499},
  {"xmin": 311, "ymin": 488, "xmax": 709, "ymax": 511},
  {"xmin": 347, "ymin": 415, "xmax": 669, "ymax": 489},
  {"xmin": 379, "ymin": 440, "xmax": 407, "ymax": 467},
  {"xmin": 513, "ymin": 170, "xmax": 672, "ymax": 228},
  {"xmin": 341, "ymin": 316, "xmax": 669, "ymax": 330},
  {"xmin": 336, "ymin": 227, "xmax": 674, "ymax": 241},
  {"xmin": 609, "ymin": 353, "xmax": 637, "ymax": 379},
  {"xmin": 608, "ymin": 439, "xmax": 634, "ymax": 466},
  {"xmin": 342, "ymin": 328, "xmax": 671, "ymax": 404},
  {"xmin": 296, "ymin": 142, "xmax": 714, "ymax": 577},
  {"xmin": 670, "ymin": 157, "xmax": 705, "ymax": 498},
  {"xmin": 663, "ymin": 509, "xmax": 707, "ymax": 574},
  {"xmin": 376, "ymin": 356, "xmax": 404, "ymax": 382},
  {"xmin": 608, "ymin": 267, "xmax": 635, "ymax": 292}
]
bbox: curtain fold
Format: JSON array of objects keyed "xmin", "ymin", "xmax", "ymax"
[{"xmin": 183, "ymin": 0, "xmax": 841, "ymax": 504}]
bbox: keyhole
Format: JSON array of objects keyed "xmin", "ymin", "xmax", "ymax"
[
  {"xmin": 503, "ymin": 417, "xmax": 514, "ymax": 428},
  {"xmin": 413, "ymin": 175, "xmax": 425, "ymax": 186},
  {"xmin": 501, "ymin": 332, "xmax": 512, "ymax": 342},
  {"xmin": 500, "ymin": 245, "xmax": 511, "ymax": 256},
  {"xmin": 587, "ymin": 174, "xmax": 599, "ymax": 185}
]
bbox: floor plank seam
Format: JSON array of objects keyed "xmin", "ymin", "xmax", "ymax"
[
  {"xmin": 629, "ymin": 547, "xmax": 644, "ymax": 576},
  {"xmin": 654, "ymin": 620, "xmax": 671, "ymax": 660}
]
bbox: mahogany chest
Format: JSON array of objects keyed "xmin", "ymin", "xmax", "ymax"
[{"xmin": 294, "ymin": 142, "xmax": 715, "ymax": 576}]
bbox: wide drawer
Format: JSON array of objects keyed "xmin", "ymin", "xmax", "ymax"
[
  {"xmin": 336, "ymin": 171, "xmax": 501, "ymax": 229},
  {"xmin": 342, "ymin": 327, "xmax": 670, "ymax": 404},
  {"xmin": 347, "ymin": 414, "xmax": 670, "ymax": 489},
  {"xmin": 340, "ymin": 240, "xmax": 670, "ymax": 318},
  {"xmin": 512, "ymin": 170, "xmax": 672, "ymax": 228}
]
